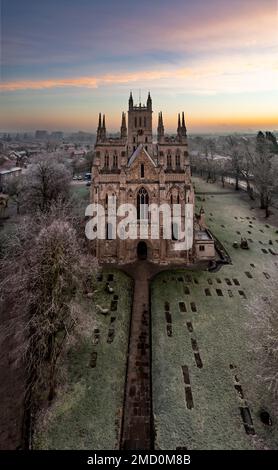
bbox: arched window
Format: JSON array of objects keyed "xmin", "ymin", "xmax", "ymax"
[
  {"xmin": 170, "ymin": 194, "xmax": 173, "ymax": 204},
  {"xmin": 167, "ymin": 152, "xmax": 172, "ymax": 168},
  {"xmin": 104, "ymin": 152, "xmax": 109, "ymax": 168},
  {"xmin": 139, "ymin": 117, "xmax": 142, "ymax": 127},
  {"xmin": 176, "ymin": 151, "xmax": 181, "ymax": 168},
  {"xmin": 140, "ymin": 164, "xmax": 144, "ymax": 178},
  {"xmin": 144, "ymin": 117, "xmax": 147, "ymax": 127},
  {"xmin": 133, "ymin": 136, "xmax": 136, "ymax": 143},
  {"xmin": 113, "ymin": 152, "xmax": 118, "ymax": 168},
  {"xmin": 135, "ymin": 117, "xmax": 137, "ymax": 127},
  {"xmin": 177, "ymin": 194, "xmax": 180, "ymax": 204},
  {"xmin": 137, "ymin": 187, "xmax": 149, "ymax": 219},
  {"xmin": 106, "ymin": 222, "xmax": 113, "ymax": 240},
  {"xmin": 172, "ymin": 222, "xmax": 179, "ymax": 240},
  {"xmin": 145, "ymin": 136, "xmax": 148, "ymax": 143},
  {"xmin": 105, "ymin": 193, "xmax": 117, "ymax": 208}
]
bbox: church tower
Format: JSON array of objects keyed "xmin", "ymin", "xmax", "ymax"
[{"xmin": 127, "ymin": 91, "xmax": 153, "ymax": 156}]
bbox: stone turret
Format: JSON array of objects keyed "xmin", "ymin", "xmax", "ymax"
[
  {"xmin": 157, "ymin": 112, "xmax": 164, "ymax": 142},
  {"xmin": 177, "ymin": 112, "xmax": 187, "ymax": 142},
  {"xmin": 181, "ymin": 112, "xmax": 187, "ymax": 137},
  {"xmin": 147, "ymin": 91, "xmax": 152, "ymax": 110},
  {"xmin": 101, "ymin": 114, "xmax": 106, "ymax": 141},
  {"xmin": 96, "ymin": 113, "xmax": 102, "ymax": 142},
  {"xmin": 129, "ymin": 91, "xmax": 134, "ymax": 110},
  {"xmin": 177, "ymin": 113, "xmax": 182, "ymax": 139},
  {"xmin": 121, "ymin": 112, "xmax": 127, "ymax": 139}
]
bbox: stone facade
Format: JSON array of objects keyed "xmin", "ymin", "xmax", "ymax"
[{"xmin": 90, "ymin": 92, "xmax": 215, "ymax": 265}]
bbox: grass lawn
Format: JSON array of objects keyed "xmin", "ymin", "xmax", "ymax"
[
  {"xmin": 70, "ymin": 184, "xmax": 90, "ymax": 200},
  {"xmin": 151, "ymin": 177, "xmax": 278, "ymax": 450},
  {"xmin": 34, "ymin": 268, "xmax": 133, "ymax": 450},
  {"xmin": 70, "ymin": 184, "xmax": 90, "ymax": 216}
]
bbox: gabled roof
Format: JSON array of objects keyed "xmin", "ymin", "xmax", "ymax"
[{"xmin": 127, "ymin": 144, "xmax": 156, "ymax": 168}]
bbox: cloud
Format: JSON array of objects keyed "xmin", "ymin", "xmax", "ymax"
[
  {"xmin": 2, "ymin": 1, "xmax": 277, "ymax": 71},
  {"xmin": 0, "ymin": 77, "xmax": 99, "ymax": 91},
  {"xmin": 2, "ymin": 0, "xmax": 277, "ymax": 132},
  {"xmin": 1, "ymin": 53, "xmax": 277, "ymax": 95},
  {"xmin": 0, "ymin": 70, "xmax": 187, "ymax": 91}
]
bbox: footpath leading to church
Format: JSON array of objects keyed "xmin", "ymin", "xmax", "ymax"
[{"xmin": 120, "ymin": 261, "xmax": 155, "ymax": 450}]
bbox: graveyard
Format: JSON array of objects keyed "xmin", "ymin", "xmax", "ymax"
[
  {"xmin": 34, "ymin": 270, "xmax": 133, "ymax": 449},
  {"xmin": 152, "ymin": 177, "xmax": 278, "ymax": 449},
  {"xmin": 34, "ymin": 177, "xmax": 278, "ymax": 450}
]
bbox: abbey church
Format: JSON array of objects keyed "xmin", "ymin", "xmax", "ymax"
[{"xmin": 90, "ymin": 92, "xmax": 215, "ymax": 265}]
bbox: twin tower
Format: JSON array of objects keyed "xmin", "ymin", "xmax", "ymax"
[{"xmin": 96, "ymin": 92, "xmax": 187, "ymax": 150}]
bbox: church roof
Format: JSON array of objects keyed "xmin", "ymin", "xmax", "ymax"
[{"xmin": 127, "ymin": 144, "xmax": 156, "ymax": 168}]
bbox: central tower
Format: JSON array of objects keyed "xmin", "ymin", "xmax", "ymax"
[{"xmin": 127, "ymin": 91, "xmax": 153, "ymax": 156}]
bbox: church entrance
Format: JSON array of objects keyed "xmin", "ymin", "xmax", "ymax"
[{"xmin": 137, "ymin": 241, "xmax": 147, "ymax": 260}]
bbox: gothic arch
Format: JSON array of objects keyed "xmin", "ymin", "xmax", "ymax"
[
  {"xmin": 112, "ymin": 150, "xmax": 118, "ymax": 167},
  {"xmin": 104, "ymin": 150, "xmax": 109, "ymax": 168},
  {"xmin": 167, "ymin": 185, "xmax": 182, "ymax": 204},
  {"xmin": 166, "ymin": 150, "xmax": 172, "ymax": 168},
  {"xmin": 175, "ymin": 149, "xmax": 181, "ymax": 168},
  {"xmin": 137, "ymin": 187, "xmax": 149, "ymax": 219},
  {"xmin": 104, "ymin": 185, "xmax": 117, "ymax": 205}
]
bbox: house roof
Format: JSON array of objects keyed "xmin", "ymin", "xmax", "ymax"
[
  {"xmin": 127, "ymin": 144, "xmax": 156, "ymax": 168},
  {"xmin": 0, "ymin": 167, "xmax": 22, "ymax": 175},
  {"xmin": 195, "ymin": 230, "xmax": 213, "ymax": 241}
]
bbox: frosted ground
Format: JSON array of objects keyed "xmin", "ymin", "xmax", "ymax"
[{"xmin": 152, "ymin": 177, "xmax": 278, "ymax": 450}]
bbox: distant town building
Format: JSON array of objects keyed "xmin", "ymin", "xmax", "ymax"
[
  {"xmin": 35, "ymin": 130, "xmax": 48, "ymax": 140},
  {"xmin": 69, "ymin": 131, "xmax": 95, "ymax": 142},
  {"xmin": 9, "ymin": 151, "xmax": 28, "ymax": 167},
  {"xmin": 50, "ymin": 131, "xmax": 64, "ymax": 140}
]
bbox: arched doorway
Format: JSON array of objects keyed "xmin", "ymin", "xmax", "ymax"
[{"xmin": 137, "ymin": 241, "xmax": 147, "ymax": 260}]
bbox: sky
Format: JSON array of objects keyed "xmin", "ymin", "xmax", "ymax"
[{"xmin": 0, "ymin": 0, "xmax": 278, "ymax": 133}]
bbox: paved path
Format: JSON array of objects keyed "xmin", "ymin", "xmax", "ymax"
[
  {"xmin": 120, "ymin": 261, "xmax": 153, "ymax": 450},
  {"xmin": 117, "ymin": 259, "xmax": 211, "ymax": 449}
]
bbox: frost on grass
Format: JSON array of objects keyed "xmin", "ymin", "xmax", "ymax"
[{"xmin": 246, "ymin": 291, "xmax": 278, "ymax": 407}]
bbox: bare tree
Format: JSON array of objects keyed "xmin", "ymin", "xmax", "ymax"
[
  {"xmin": 214, "ymin": 157, "xmax": 229, "ymax": 188},
  {"xmin": 21, "ymin": 154, "xmax": 71, "ymax": 213},
  {"xmin": 3, "ymin": 176, "xmax": 22, "ymax": 214},
  {"xmin": 0, "ymin": 204, "xmax": 96, "ymax": 446},
  {"xmin": 248, "ymin": 295, "xmax": 278, "ymax": 406},
  {"xmin": 202, "ymin": 138, "xmax": 217, "ymax": 182},
  {"xmin": 252, "ymin": 132, "xmax": 278, "ymax": 217},
  {"xmin": 191, "ymin": 151, "xmax": 206, "ymax": 177},
  {"xmin": 85, "ymin": 150, "xmax": 94, "ymax": 172},
  {"xmin": 25, "ymin": 220, "xmax": 83, "ymax": 403},
  {"xmin": 224, "ymin": 136, "xmax": 243, "ymax": 190},
  {"xmin": 241, "ymin": 137, "xmax": 255, "ymax": 200}
]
